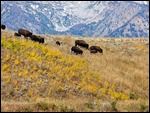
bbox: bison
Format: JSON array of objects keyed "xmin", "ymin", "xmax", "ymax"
[
  {"xmin": 1, "ymin": 24, "xmax": 6, "ymax": 30},
  {"xmin": 14, "ymin": 32, "xmax": 21, "ymax": 37},
  {"xmin": 71, "ymin": 46, "xmax": 83, "ymax": 55},
  {"xmin": 18, "ymin": 28, "xmax": 32, "ymax": 38},
  {"xmin": 75, "ymin": 40, "xmax": 89, "ymax": 49},
  {"xmin": 90, "ymin": 49, "xmax": 98, "ymax": 54},
  {"xmin": 56, "ymin": 41, "xmax": 61, "ymax": 46},
  {"xmin": 90, "ymin": 46, "xmax": 103, "ymax": 53},
  {"xmin": 30, "ymin": 35, "xmax": 44, "ymax": 43}
]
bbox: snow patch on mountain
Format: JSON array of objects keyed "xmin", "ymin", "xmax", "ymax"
[
  {"xmin": 30, "ymin": 4, "xmax": 39, "ymax": 9},
  {"xmin": 133, "ymin": 1, "xmax": 148, "ymax": 5},
  {"xmin": 1, "ymin": 1, "xmax": 149, "ymax": 37}
]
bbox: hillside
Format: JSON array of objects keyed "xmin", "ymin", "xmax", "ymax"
[{"xmin": 1, "ymin": 29, "xmax": 149, "ymax": 112}]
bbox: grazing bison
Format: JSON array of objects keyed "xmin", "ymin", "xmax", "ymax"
[
  {"xmin": 90, "ymin": 46, "xmax": 103, "ymax": 53},
  {"xmin": 56, "ymin": 41, "xmax": 61, "ymax": 46},
  {"xmin": 75, "ymin": 40, "xmax": 89, "ymax": 49},
  {"xmin": 90, "ymin": 49, "xmax": 97, "ymax": 54},
  {"xmin": 71, "ymin": 46, "xmax": 83, "ymax": 55},
  {"xmin": 14, "ymin": 32, "xmax": 21, "ymax": 37},
  {"xmin": 18, "ymin": 28, "xmax": 32, "ymax": 38},
  {"xmin": 1, "ymin": 24, "xmax": 6, "ymax": 30},
  {"xmin": 30, "ymin": 35, "xmax": 44, "ymax": 43}
]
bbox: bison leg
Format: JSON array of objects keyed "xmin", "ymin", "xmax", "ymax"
[
  {"xmin": 75, "ymin": 43, "xmax": 77, "ymax": 46},
  {"xmin": 24, "ymin": 36, "xmax": 28, "ymax": 40}
]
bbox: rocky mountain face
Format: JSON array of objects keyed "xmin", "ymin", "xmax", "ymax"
[{"xmin": 1, "ymin": 1, "xmax": 149, "ymax": 37}]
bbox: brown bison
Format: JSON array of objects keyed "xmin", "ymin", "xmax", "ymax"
[
  {"xmin": 1, "ymin": 24, "xmax": 6, "ymax": 30},
  {"xmin": 75, "ymin": 40, "xmax": 89, "ymax": 49},
  {"xmin": 18, "ymin": 28, "xmax": 32, "ymax": 38},
  {"xmin": 30, "ymin": 35, "xmax": 44, "ymax": 43},
  {"xmin": 71, "ymin": 46, "xmax": 83, "ymax": 55},
  {"xmin": 90, "ymin": 49, "xmax": 98, "ymax": 54},
  {"xmin": 14, "ymin": 32, "xmax": 21, "ymax": 37},
  {"xmin": 56, "ymin": 41, "xmax": 61, "ymax": 46},
  {"xmin": 90, "ymin": 46, "xmax": 103, "ymax": 53}
]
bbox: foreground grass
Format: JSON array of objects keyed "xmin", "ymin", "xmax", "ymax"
[
  {"xmin": 1, "ymin": 98, "xmax": 149, "ymax": 112},
  {"xmin": 1, "ymin": 30, "xmax": 149, "ymax": 112}
]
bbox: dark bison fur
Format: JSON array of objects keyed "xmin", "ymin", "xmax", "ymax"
[
  {"xmin": 14, "ymin": 32, "xmax": 21, "ymax": 37},
  {"xmin": 71, "ymin": 46, "xmax": 83, "ymax": 55},
  {"xmin": 56, "ymin": 41, "xmax": 61, "ymax": 46},
  {"xmin": 90, "ymin": 49, "xmax": 98, "ymax": 54},
  {"xmin": 75, "ymin": 40, "xmax": 89, "ymax": 49},
  {"xmin": 18, "ymin": 28, "xmax": 32, "ymax": 38},
  {"xmin": 1, "ymin": 24, "xmax": 6, "ymax": 30},
  {"xmin": 90, "ymin": 46, "xmax": 103, "ymax": 53},
  {"xmin": 30, "ymin": 35, "xmax": 44, "ymax": 43}
]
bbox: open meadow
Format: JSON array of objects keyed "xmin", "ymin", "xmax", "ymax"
[{"xmin": 1, "ymin": 29, "xmax": 149, "ymax": 112}]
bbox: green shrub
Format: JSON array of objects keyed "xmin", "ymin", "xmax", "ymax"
[
  {"xmin": 129, "ymin": 92, "xmax": 138, "ymax": 100},
  {"xmin": 84, "ymin": 102, "xmax": 94, "ymax": 109},
  {"xmin": 140, "ymin": 103, "xmax": 148, "ymax": 112},
  {"xmin": 35, "ymin": 101, "xmax": 49, "ymax": 111},
  {"xmin": 111, "ymin": 101, "xmax": 118, "ymax": 111}
]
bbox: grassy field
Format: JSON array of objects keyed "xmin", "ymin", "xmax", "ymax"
[{"xmin": 1, "ymin": 29, "xmax": 149, "ymax": 112}]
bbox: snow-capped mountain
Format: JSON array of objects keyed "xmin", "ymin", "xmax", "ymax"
[{"xmin": 1, "ymin": 1, "xmax": 149, "ymax": 37}]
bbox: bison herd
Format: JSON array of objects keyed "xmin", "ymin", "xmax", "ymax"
[
  {"xmin": 71, "ymin": 40, "xmax": 103, "ymax": 55},
  {"xmin": 1, "ymin": 24, "xmax": 44, "ymax": 44},
  {"xmin": 1, "ymin": 24, "xmax": 103, "ymax": 55},
  {"xmin": 17, "ymin": 28, "xmax": 44, "ymax": 43}
]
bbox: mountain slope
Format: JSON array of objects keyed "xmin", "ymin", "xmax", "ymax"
[
  {"xmin": 1, "ymin": 1, "xmax": 149, "ymax": 37},
  {"xmin": 107, "ymin": 6, "xmax": 149, "ymax": 37}
]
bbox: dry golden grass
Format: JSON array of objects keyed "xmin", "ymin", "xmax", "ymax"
[
  {"xmin": 1, "ymin": 98, "xmax": 149, "ymax": 112},
  {"xmin": 45, "ymin": 35, "xmax": 149, "ymax": 99},
  {"xmin": 1, "ymin": 29, "xmax": 149, "ymax": 112}
]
